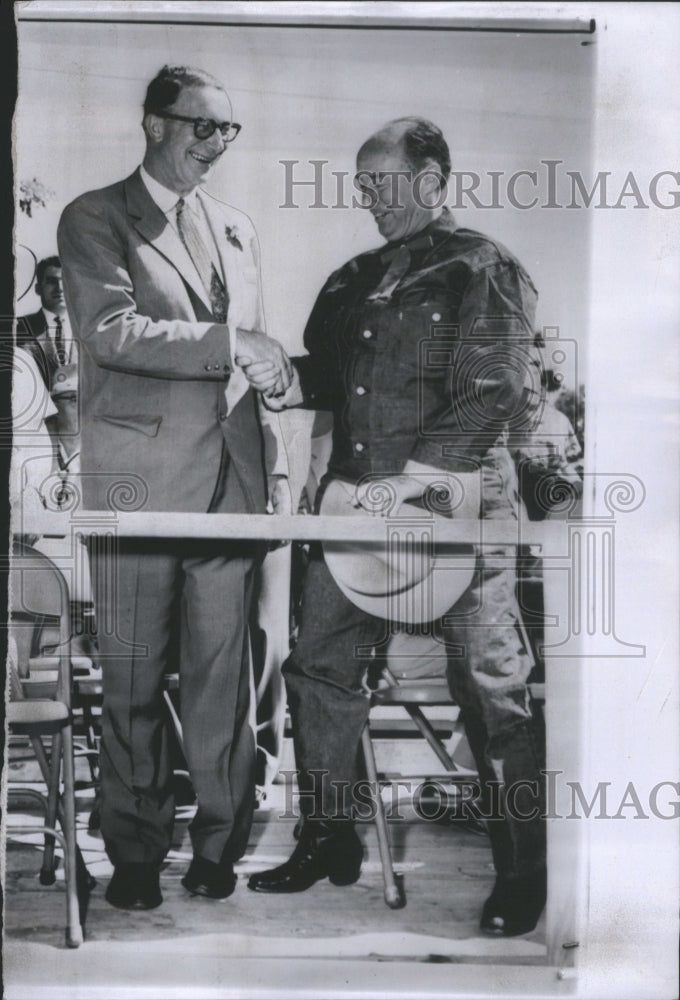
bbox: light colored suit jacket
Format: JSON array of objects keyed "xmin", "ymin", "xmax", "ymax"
[{"xmin": 58, "ymin": 168, "xmax": 286, "ymax": 513}]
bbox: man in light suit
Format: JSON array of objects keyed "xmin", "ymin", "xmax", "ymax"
[{"xmin": 58, "ymin": 65, "xmax": 291, "ymax": 910}]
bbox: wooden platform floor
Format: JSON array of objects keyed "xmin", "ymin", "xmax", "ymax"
[{"xmin": 3, "ymin": 762, "xmax": 548, "ymax": 998}]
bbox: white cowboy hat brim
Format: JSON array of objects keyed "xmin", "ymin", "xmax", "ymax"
[{"xmin": 319, "ymin": 479, "xmax": 475, "ymax": 624}]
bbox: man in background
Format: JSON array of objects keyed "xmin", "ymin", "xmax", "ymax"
[
  {"xmin": 17, "ymin": 255, "xmax": 80, "ymax": 490},
  {"xmin": 17, "ymin": 255, "xmax": 76, "ymax": 390}
]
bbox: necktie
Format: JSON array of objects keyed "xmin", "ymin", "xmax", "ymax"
[
  {"xmin": 176, "ymin": 198, "xmax": 228, "ymax": 323},
  {"xmin": 54, "ymin": 316, "xmax": 67, "ymax": 365}
]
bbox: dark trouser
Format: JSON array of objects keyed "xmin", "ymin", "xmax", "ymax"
[
  {"xmin": 89, "ymin": 518, "xmax": 259, "ymax": 868},
  {"xmin": 284, "ymin": 544, "xmax": 546, "ymax": 880}
]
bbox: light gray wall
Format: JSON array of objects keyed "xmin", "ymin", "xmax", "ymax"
[{"xmin": 16, "ymin": 21, "xmax": 593, "ymax": 377}]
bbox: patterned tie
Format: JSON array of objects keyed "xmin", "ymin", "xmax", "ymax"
[
  {"xmin": 54, "ymin": 316, "xmax": 67, "ymax": 365},
  {"xmin": 176, "ymin": 197, "xmax": 228, "ymax": 323}
]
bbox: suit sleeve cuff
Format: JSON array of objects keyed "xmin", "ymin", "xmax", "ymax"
[{"xmin": 198, "ymin": 322, "xmax": 232, "ymax": 377}]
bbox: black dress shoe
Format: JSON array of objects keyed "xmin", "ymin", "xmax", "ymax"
[
  {"xmin": 480, "ymin": 868, "xmax": 547, "ymax": 937},
  {"xmin": 248, "ymin": 819, "xmax": 363, "ymax": 894},
  {"xmin": 182, "ymin": 856, "xmax": 237, "ymax": 900},
  {"xmin": 105, "ymin": 863, "xmax": 162, "ymax": 911}
]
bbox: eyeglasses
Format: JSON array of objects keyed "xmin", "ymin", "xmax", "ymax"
[{"xmin": 155, "ymin": 110, "xmax": 242, "ymax": 142}]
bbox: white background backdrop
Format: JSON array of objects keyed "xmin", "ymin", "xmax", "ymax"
[
  {"xmin": 10, "ymin": 4, "xmax": 680, "ymax": 999},
  {"xmin": 16, "ymin": 18, "xmax": 593, "ymax": 371}
]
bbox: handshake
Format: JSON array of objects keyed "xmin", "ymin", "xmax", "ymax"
[{"xmin": 235, "ymin": 328, "xmax": 300, "ymax": 410}]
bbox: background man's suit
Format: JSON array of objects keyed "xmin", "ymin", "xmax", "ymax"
[
  {"xmin": 16, "ymin": 309, "xmax": 80, "ymax": 392},
  {"xmin": 58, "ymin": 167, "xmax": 286, "ymax": 867}
]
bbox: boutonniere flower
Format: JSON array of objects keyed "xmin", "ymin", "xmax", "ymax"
[{"xmin": 225, "ymin": 225, "xmax": 243, "ymax": 251}]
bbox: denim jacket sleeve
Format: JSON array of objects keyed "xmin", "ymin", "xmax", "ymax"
[
  {"xmin": 410, "ymin": 259, "xmax": 538, "ymax": 472},
  {"xmin": 292, "ymin": 267, "xmax": 351, "ymax": 411}
]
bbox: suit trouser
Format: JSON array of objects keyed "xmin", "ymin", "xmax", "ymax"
[
  {"xmin": 284, "ymin": 544, "xmax": 546, "ymax": 880},
  {"xmin": 89, "ymin": 520, "xmax": 260, "ymax": 868}
]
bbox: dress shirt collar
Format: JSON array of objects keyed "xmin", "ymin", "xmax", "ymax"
[
  {"xmin": 140, "ymin": 164, "xmax": 201, "ymax": 216},
  {"xmin": 42, "ymin": 308, "xmax": 69, "ymax": 333}
]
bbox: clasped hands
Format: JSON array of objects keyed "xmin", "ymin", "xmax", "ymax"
[{"xmin": 235, "ymin": 328, "xmax": 300, "ymax": 409}]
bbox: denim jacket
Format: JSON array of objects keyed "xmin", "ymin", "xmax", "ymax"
[{"xmin": 293, "ymin": 209, "xmax": 538, "ymax": 491}]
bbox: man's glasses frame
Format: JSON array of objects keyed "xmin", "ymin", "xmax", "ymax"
[{"xmin": 154, "ymin": 110, "xmax": 242, "ymax": 142}]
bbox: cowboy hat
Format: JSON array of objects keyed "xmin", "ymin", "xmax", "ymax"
[{"xmin": 319, "ymin": 479, "xmax": 475, "ymax": 624}]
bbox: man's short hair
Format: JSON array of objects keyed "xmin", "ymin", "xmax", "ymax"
[
  {"xmin": 36, "ymin": 255, "xmax": 60, "ymax": 285},
  {"xmin": 143, "ymin": 65, "xmax": 226, "ymax": 115},
  {"xmin": 390, "ymin": 116, "xmax": 452, "ymax": 188}
]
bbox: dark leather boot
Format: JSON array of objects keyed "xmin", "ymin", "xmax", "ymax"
[
  {"xmin": 248, "ymin": 819, "xmax": 363, "ymax": 893},
  {"xmin": 480, "ymin": 867, "xmax": 547, "ymax": 936},
  {"xmin": 105, "ymin": 863, "xmax": 162, "ymax": 910}
]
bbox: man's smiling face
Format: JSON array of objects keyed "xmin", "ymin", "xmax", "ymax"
[
  {"xmin": 356, "ymin": 143, "xmax": 430, "ymax": 244},
  {"xmin": 153, "ymin": 84, "xmax": 232, "ymax": 194}
]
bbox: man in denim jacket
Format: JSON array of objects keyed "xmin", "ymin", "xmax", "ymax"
[{"xmin": 243, "ymin": 117, "xmax": 546, "ymax": 936}]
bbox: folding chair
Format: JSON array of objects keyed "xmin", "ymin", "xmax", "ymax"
[
  {"xmin": 360, "ymin": 662, "xmax": 545, "ymax": 910},
  {"xmin": 6, "ymin": 540, "xmax": 93, "ymax": 947},
  {"xmin": 360, "ymin": 663, "xmax": 476, "ymax": 909}
]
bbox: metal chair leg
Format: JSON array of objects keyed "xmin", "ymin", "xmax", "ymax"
[
  {"xmin": 29, "ymin": 734, "xmax": 61, "ymax": 885},
  {"xmin": 10, "ymin": 741, "xmax": 89, "ymax": 945},
  {"xmin": 79, "ymin": 699, "xmax": 100, "ymax": 783},
  {"xmin": 163, "ymin": 687, "xmax": 185, "ymax": 754},
  {"xmin": 54, "ymin": 799, "xmax": 97, "ymax": 899},
  {"xmin": 60, "ymin": 724, "xmax": 84, "ymax": 947},
  {"xmin": 360, "ymin": 724, "xmax": 405, "ymax": 910},
  {"xmin": 44, "ymin": 733, "xmax": 62, "ymax": 883}
]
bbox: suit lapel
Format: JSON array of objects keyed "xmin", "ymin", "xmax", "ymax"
[
  {"xmin": 30, "ymin": 310, "xmax": 47, "ymax": 337},
  {"xmin": 124, "ymin": 169, "xmax": 213, "ymax": 314},
  {"xmin": 200, "ymin": 194, "xmax": 247, "ymax": 328}
]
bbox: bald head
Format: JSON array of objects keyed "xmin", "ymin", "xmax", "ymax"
[
  {"xmin": 358, "ymin": 122, "xmax": 410, "ymax": 162},
  {"xmin": 358, "ymin": 117, "xmax": 451, "ymax": 190},
  {"xmin": 355, "ymin": 117, "xmax": 450, "ymax": 243}
]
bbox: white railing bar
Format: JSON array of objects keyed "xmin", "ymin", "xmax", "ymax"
[{"xmin": 19, "ymin": 510, "xmax": 569, "ymax": 546}]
